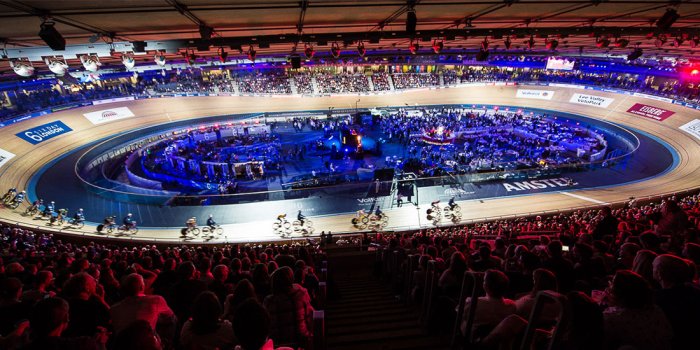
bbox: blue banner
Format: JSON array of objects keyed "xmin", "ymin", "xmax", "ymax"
[{"xmin": 16, "ymin": 120, "xmax": 73, "ymax": 145}]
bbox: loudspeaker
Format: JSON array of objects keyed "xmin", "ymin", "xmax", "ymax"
[
  {"xmin": 290, "ymin": 54, "xmax": 301, "ymax": 69},
  {"xmin": 39, "ymin": 23, "xmax": 66, "ymax": 51},
  {"xmin": 406, "ymin": 11, "xmax": 417, "ymax": 36},
  {"xmin": 656, "ymin": 9, "xmax": 679, "ymax": 31},
  {"xmin": 131, "ymin": 41, "xmax": 147, "ymax": 53}
]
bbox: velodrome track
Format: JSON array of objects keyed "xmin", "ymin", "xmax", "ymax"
[{"xmin": 1, "ymin": 85, "xmax": 700, "ymax": 244}]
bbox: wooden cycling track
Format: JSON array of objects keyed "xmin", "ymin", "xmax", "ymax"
[{"xmin": 1, "ymin": 85, "xmax": 699, "ymax": 244}]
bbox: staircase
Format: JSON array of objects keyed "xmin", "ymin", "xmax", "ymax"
[
  {"xmin": 325, "ymin": 252, "xmax": 449, "ymax": 350},
  {"xmin": 232, "ymin": 80, "xmax": 240, "ymax": 95},
  {"xmin": 439, "ymin": 72, "xmax": 445, "ymax": 87},
  {"xmin": 388, "ymin": 75, "xmax": 396, "ymax": 91},
  {"xmin": 289, "ymin": 76, "xmax": 299, "ymax": 94},
  {"xmin": 367, "ymin": 75, "xmax": 375, "ymax": 91},
  {"xmin": 311, "ymin": 77, "xmax": 321, "ymax": 94}
]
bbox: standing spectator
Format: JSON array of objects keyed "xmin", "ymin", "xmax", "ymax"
[
  {"xmin": 168, "ymin": 262, "xmax": 207, "ymax": 326},
  {"xmin": 592, "ymin": 207, "xmax": 618, "ymax": 240},
  {"xmin": 263, "ymin": 266, "xmax": 314, "ymax": 347}
]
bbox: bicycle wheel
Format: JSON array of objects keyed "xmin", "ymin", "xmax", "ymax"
[
  {"xmin": 381, "ymin": 215, "xmax": 389, "ymax": 224},
  {"xmin": 191, "ymin": 228, "xmax": 200, "ymax": 236},
  {"xmin": 130, "ymin": 227, "xmax": 139, "ymax": 234},
  {"xmin": 272, "ymin": 222, "xmax": 281, "ymax": 231},
  {"xmin": 106, "ymin": 226, "xmax": 114, "ymax": 234},
  {"xmin": 283, "ymin": 221, "xmax": 292, "ymax": 229},
  {"xmin": 214, "ymin": 227, "xmax": 223, "ymax": 235},
  {"xmin": 305, "ymin": 221, "xmax": 314, "ymax": 228},
  {"xmin": 361, "ymin": 216, "xmax": 370, "ymax": 224},
  {"xmin": 75, "ymin": 221, "xmax": 84, "ymax": 229},
  {"xmin": 452, "ymin": 205, "xmax": 461, "ymax": 213}
]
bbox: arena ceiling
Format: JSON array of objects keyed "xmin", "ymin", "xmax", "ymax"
[{"xmin": 2, "ymin": 0, "xmax": 700, "ymax": 66}]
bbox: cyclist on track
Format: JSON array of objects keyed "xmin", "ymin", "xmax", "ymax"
[
  {"xmin": 431, "ymin": 199, "xmax": 440, "ymax": 207},
  {"xmin": 356, "ymin": 208, "xmax": 367, "ymax": 218},
  {"xmin": 206, "ymin": 214, "xmax": 217, "ymax": 230},
  {"xmin": 186, "ymin": 217, "xmax": 197, "ymax": 229},
  {"xmin": 123, "ymin": 213, "xmax": 137, "ymax": 230},
  {"xmin": 297, "ymin": 210, "xmax": 306, "ymax": 226},
  {"xmin": 29, "ymin": 199, "xmax": 43, "ymax": 211},
  {"xmin": 43, "ymin": 201, "xmax": 55, "ymax": 217},
  {"xmin": 11, "ymin": 191, "xmax": 26, "ymax": 207},
  {"xmin": 448, "ymin": 196, "xmax": 457, "ymax": 209},
  {"xmin": 2, "ymin": 188, "xmax": 16, "ymax": 203},
  {"xmin": 72, "ymin": 208, "xmax": 85, "ymax": 224},
  {"xmin": 375, "ymin": 207, "xmax": 384, "ymax": 218}
]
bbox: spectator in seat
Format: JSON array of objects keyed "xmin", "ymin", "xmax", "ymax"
[
  {"xmin": 60, "ymin": 272, "xmax": 111, "ymax": 338},
  {"xmin": 22, "ymin": 271, "xmax": 54, "ymax": 305},
  {"xmin": 0, "ymin": 277, "xmax": 31, "ymax": 337},
  {"xmin": 515, "ymin": 268, "xmax": 558, "ymax": 319},
  {"xmin": 472, "ymin": 244, "xmax": 501, "ymax": 272},
  {"xmin": 151, "ymin": 258, "xmax": 178, "ymax": 297},
  {"xmin": 24, "ymin": 297, "xmax": 107, "ymax": 350},
  {"xmin": 460, "ymin": 269, "xmax": 516, "ymax": 339},
  {"xmin": 113, "ymin": 320, "xmax": 162, "ymax": 350},
  {"xmin": 602, "ymin": 270, "xmax": 672, "ymax": 350},
  {"xmin": 110, "ymin": 273, "xmax": 175, "ymax": 335},
  {"xmin": 592, "ymin": 207, "xmax": 618, "ymax": 240},
  {"xmin": 252, "ymin": 263, "xmax": 271, "ymax": 302},
  {"xmin": 632, "ymin": 250, "xmax": 659, "ymax": 287},
  {"xmin": 656, "ymin": 201, "xmax": 689, "ymax": 238},
  {"xmin": 233, "ymin": 299, "xmax": 273, "ymax": 350},
  {"xmin": 208, "ymin": 264, "xmax": 230, "ymax": 308},
  {"xmin": 263, "ymin": 266, "xmax": 313, "ymax": 347},
  {"xmin": 652, "ymin": 254, "xmax": 700, "ymax": 350},
  {"xmin": 168, "ymin": 261, "xmax": 207, "ymax": 326},
  {"xmin": 180, "ymin": 291, "xmax": 235, "ymax": 350},
  {"xmin": 224, "ymin": 279, "xmax": 257, "ymax": 322},
  {"xmin": 542, "ymin": 241, "xmax": 574, "ymax": 292},
  {"xmin": 438, "ymin": 251, "xmax": 468, "ymax": 298},
  {"xmin": 617, "ymin": 242, "xmax": 641, "ymax": 270}
]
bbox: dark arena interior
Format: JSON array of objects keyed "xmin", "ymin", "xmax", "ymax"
[{"xmin": 2, "ymin": 1, "xmax": 700, "ymax": 350}]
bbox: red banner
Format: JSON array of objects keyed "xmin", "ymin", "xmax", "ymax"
[{"xmin": 626, "ymin": 103, "xmax": 675, "ymax": 121}]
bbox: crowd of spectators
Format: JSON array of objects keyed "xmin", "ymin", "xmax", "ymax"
[
  {"xmin": 237, "ymin": 72, "xmax": 291, "ymax": 95},
  {"xmin": 0, "ymin": 223, "xmax": 324, "ymax": 350},
  {"xmin": 370, "ymin": 73, "xmax": 391, "ymax": 91},
  {"xmin": 372, "ymin": 192, "xmax": 700, "ymax": 350},
  {"xmin": 314, "ymin": 73, "xmax": 370, "ymax": 94},
  {"xmin": 3, "ymin": 66, "xmax": 700, "ymax": 123},
  {"xmin": 391, "ymin": 73, "xmax": 440, "ymax": 90}
]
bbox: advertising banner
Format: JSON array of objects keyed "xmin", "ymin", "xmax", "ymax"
[
  {"xmin": 0, "ymin": 148, "xmax": 15, "ymax": 168},
  {"xmin": 16, "ymin": 120, "xmax": 73, "ymax": 145},
  {"xmin": 626, "ymin": 103, "xmax": 675, "ymax": 121},
  {"xmin": 680, "ymin": 119, "xmax": 700, "ymax": 141},
  {"xmin": 83, "ymin": 107, "xmax": 135, "ymax": 124},
  {"xmin": 569, "ymin": 93, "xmax": 615, "ymax": 108},
  {"xmin": 516, "ymin": 89, "xmax": 555, "ymax": 100}
]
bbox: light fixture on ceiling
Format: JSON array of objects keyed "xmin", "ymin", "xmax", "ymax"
[
  {"xmin": 432, "ymin": 39, "xmax": 443, "ymax": 54},
  {"xmin": 9, "ymin": 58, "xmax": 34, "ymax": 77},
  {"xmin": 44, "ymin": 56, "xmax": 68, "ymax": 76},
  {"xmin": 80, "ymin": 54, "xmax": 101, "ymax": 72},
  {"xmin": 546, "ymin": 38, "xmax": 558, "ymax": 51},
  {"xmin": 122, "ymin": 52, "xmax": 136, "ymax": 70},
  {"xmin": 409, "ymin": 39, "xmax": 419, "ymax": 54},
  {"xmin": 331, "ymin": 42, "xmax": 341, "ymax": 58},
  {"xmin": 596, "ymin": 36, "xmax": 611, "ymax": 48},
  {"xmin": 656, "ymin": 8, "xmax": 679, "ymax": 31},
  {"xmin": 357, "ymin": 41, "xmax": 366, "ymax": 57},
  {"xmin": 504, "ymin": 36, "xmax": 512, "ymax": 50},
  {"xmin": 304, "ymin": 43, "xmax": 315, "ymax": 58},
  {"xmin": 480, "ymin": 37, "xmax": 489, "ymax": 51},
  {"xmin": 525, "ymin": 35, "xmax": 535, "ymax": 50},
  {"xmin": 39, "ymin": 20, "xmax": 66, "ymax": 51},
  {"xmin": 627, "ymin": 47, "xmax": 643, "ymax": 61},
  {"xmin": 247, "ymin": 45, "xmax": 256, "ymax": 62},
  {"xmin": 154, "ymin": 51, "xmax": 166, "ymax": 67},
  {"xmin": 218, "ymin": 47, "xmax": 228, "ymax": 63},
  {"xmin": 614, "ymin": 38, "xmax": 629, "ymax": 48}
]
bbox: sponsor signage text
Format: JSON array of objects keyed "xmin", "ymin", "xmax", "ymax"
[
  {"xmin": 16, "ymin": 121, "xmax": 73, "ymax": 145},
  {"xmin": 0, "ymin": 148, "xmax": 16, "ymax": 168},
  {"xmin": 502, "ymin": 177, "xmax": 576, "ymax": 192},
  {"xmin": 83, "ymin": 107, "xmax": 135, "ymax": 124},
  {"xmin": 626, "ymin": 103, "xmax": 675, "ymax": 121},
  {"xmin": 569, "ymin": 93, "xmax": 615, "ymax": 108},
  {"xmin": 516, "ymin": 89, "xmax": 555, "ymax": 100},
  {"xmin": 680, "ymin": 119, "xmax": 700, "ymax": 141}
]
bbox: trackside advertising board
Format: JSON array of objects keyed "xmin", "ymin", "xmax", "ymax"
[
  {"xmin": 16, "ymin": 121, "xmax": 73, "ymax": 145},
  {"xmin": 516, "ymin": 89, "xmax": 555, "ymax": 100},
  {"xmin": 569, "ymin": 93, "xmax": 615, "ymax": 108},
  {"xmin": 83, "ymin": 107, "xmax": 135, "ymax": 125},
  {"xmin": 0, "ymin": 148, "xmax": 15, "ymax": 168},
  {"xmin": 626, "ymin": 103, "xmax": 675, "ymax": 121},
  {"xmin": 680, "ymin": 119, "xmax": 700, "ymax": 141}
]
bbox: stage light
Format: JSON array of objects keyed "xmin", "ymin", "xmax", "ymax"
[
  {"xmin": 247, "ymin": 46, "xmax": 256, "ymax": 62},
  {"xmin": 627, "ymin": 48, "xmax": 643, "ymax": 61},
  {"xmin": 546, "ymin": 39, "xmax": 558, "ymax": 51},
  {"xmin": 596, "ymin": 36, "xmax": 610, "ymax": 48},
  {"xmin": 480, "ymin": 38, "xmax": 489, "ymax": 51},
  {"xmin": 39, "ymin": 21, "xmax": 66, "ymax": 51},
  {"xmin": 9, "ymin": 59, "xmax": 34, "ymax": 77},
  {"xmin": 409, "ymin": 40, "xmax": 419, "ymax": 54},
  {"xmin": 692, "ymin": 69, "xmax": 699, "ymax": 75},
  {"xmin": 122, "ymin": 52, "xmax": 135, "ymax": 70},
  {"xmin": 154, "ymin": 52, "xmax": 166, "ymax": 66},
  {"xmin": 80, "ymin": 54, "xmax": 101, "ymax": 72},
  {"xmin": 432, "ymin": 40, "xmax": 443, "ymax": 54},
  {"xmin": 525, "ymin": 36, "xmax": 535, "ymax": 50},
  {"xmin": 304, "ymin": 43, "xmax": 315, "ymax": 58},
  {"xmin": 614, "ymin": 38, "xmax": 629, "ymax": 48},
  {"xmin": 44, "ymin": 56, "xmax": 68, "ymax": 76},
  {"xmin": 504, "ymin": 36, "xmax": 512, "ymax": 49},
  {"xmin": 331, "ymin": 42, "xmax": 341, "ymax": 58},
  {"xmin": 656, "ymin": 8, "xmax": 679, "ymax": 31},
  {"xmin": 218, "ymin": 47, "xmax": 228, "ymax": 63},
  {"xmin": 357, "ymin": 41, "xmax": 366, "ymax": 57}
]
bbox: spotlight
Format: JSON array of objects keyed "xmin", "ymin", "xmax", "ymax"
[
  {"xmin": 331, "ymin": 42, "xmax": 341, "ymax": 58},
  {"xmin": 9, "ymin": 59, "xmax": 34, "ymax": 77},
  {"xmin": 122, "ymin": 52, "xmax": 135, "ymax": 70},
  {"xmin": 596, "ymin": 36, "xmax": 610, "ymax": 48},
  {"xmin": 247, "ymin": 45, "xmax": 256, "ymax": 62},
  {"xmin": 80, "ymin": 54, "xmax": 101, "ymax": 72},
  {"xmin": 525, "ymin": 36, "xmax": 535, "ymax": 50},
  {"xmin": 504, "ymin": 36, "xmax": 512, "ymax": 50},
  {"xmin": 218, "ymin": 47, "xmax": 228, "ymax": 63},
  {"xmin": 409, "ymin": 40, "xmax": 419, "ymax": 54},
  {"xmin": 432, "ymin": 40, "xmax": 443, "ymax": 54},
  {"xmin": 656, "ymin": 8, "xmax": 679, "ymax": 31},
  {"xmin": 614, "ymin": 38, "xmax": 629, "ymax": 48},
  {"xmin": 627, "ymin": 48, "xmax": 643, "ymax": 61},
  {"xmin": 480, "ymin": 37, "xmax": 489, "ymax": 51},
  {"xmin": 546, "ymin": 39, "xmax": 558, "ymax": 51},
  {"xmin": 39, "ymin": 21, "xmax": 66, "ymax": 51},
  {"xmin": 154, "ymin": 52, "xmax": 166, "ymax": 66},
  {"xmin": 304, "ymin": 43, "xmax": 315, "ymax": 58},
  {"xmin": 44, "ymin": 56, "xmax": 68, "ymax": 76},
  {"xmin": 357, "ymin": 41, "xmax": 366, "ymax": 57}
]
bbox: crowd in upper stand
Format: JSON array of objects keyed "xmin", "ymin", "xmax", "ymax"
[
  {"xmin": 3, "ymin": 66, "xmax": 700, "ymax": 122},
  {"xmin": 368, "ymin": 192, "xmax": 700, "ymax": 350},
  {"xmin": 0, "ymin": 223, "xmax": 325, "ymax": 350}
]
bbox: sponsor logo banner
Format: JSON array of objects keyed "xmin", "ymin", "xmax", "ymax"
[
  {"xmin": 680, "ymin": 119, "xmax": 700, "ymax": 141},
  {"xmin": 92, "ymin": 96, "xmax": 135, "ymax": 105},
  {"xmin": 632, "ymin": 93, "xmax": 674, "ymax": 103},
  {"xmin": 16, "ymin": 120, "xmax": 73, "ymax": 145},
  {"xmin": 502, "ymin": 177, "xmax": 577, "ymax": 192},
  {"xmin": 83, "ymin": 107, "xmax": 135, "ymax": 125},
  {"xmin": 569, "ymin": 93, "xmax": 615, "ymax": 108},
  {"xmin": 0, "ymin": 148, "xmax": 15, "ymax": 168},
  {"xmin": 516, "ymin": 89, "xmax": 554, "ymax": 100},
  {"xmin": 548, "ymin": 83, "xmax": 586, "ymax": 89},
  {"xmin": 626, "ymin": 103, "xmax": 675, "ymax": 121}
]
